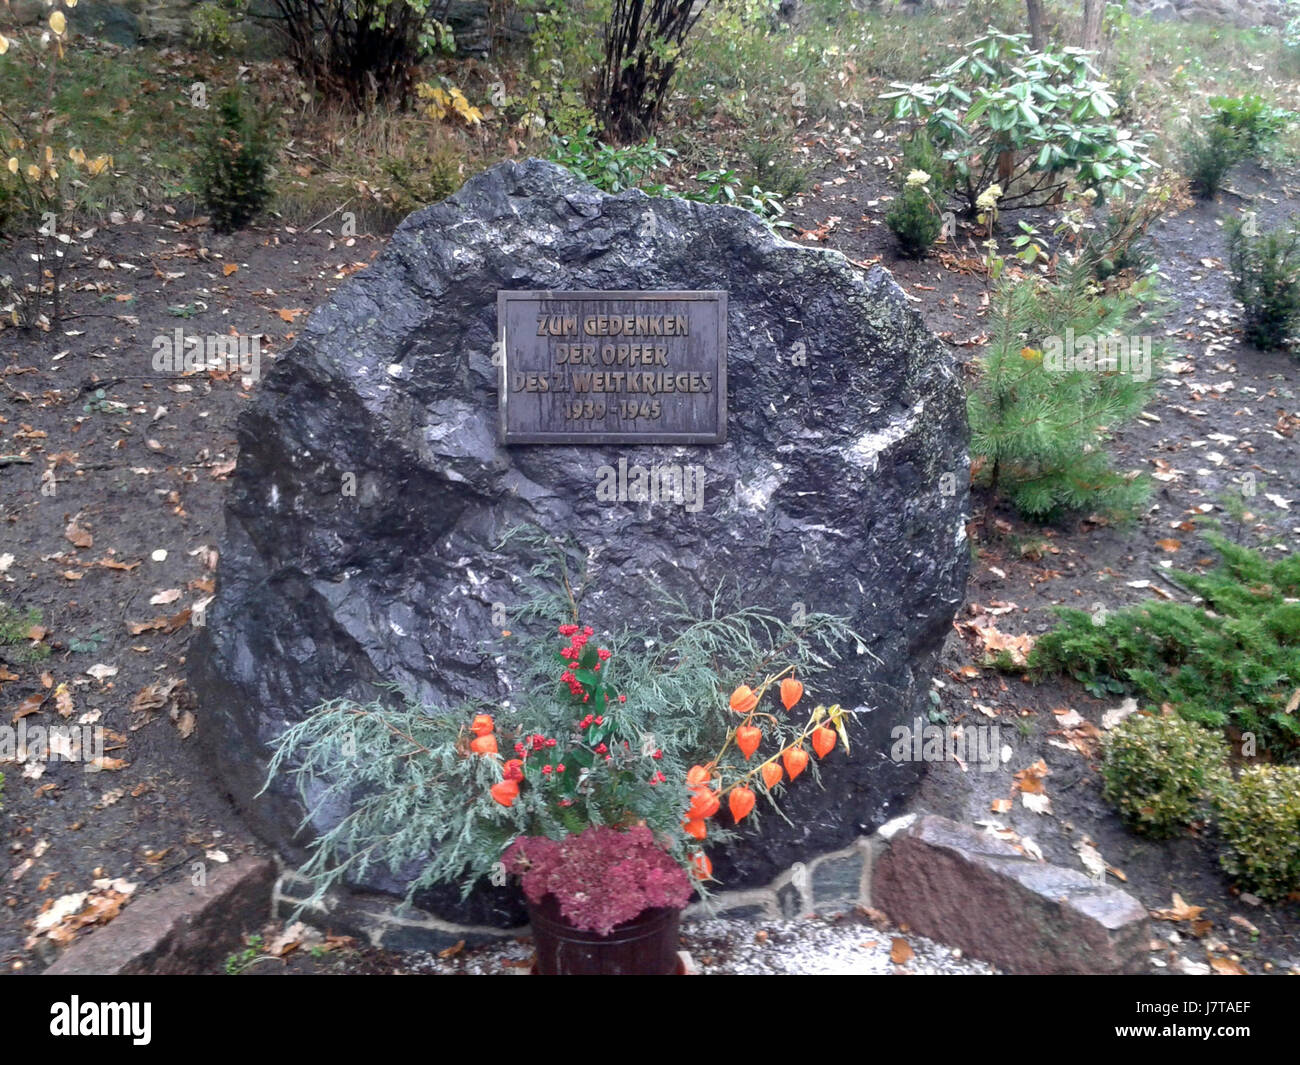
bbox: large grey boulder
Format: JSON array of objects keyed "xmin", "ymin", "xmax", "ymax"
[{"xmin": 192, "ymin": 159, "xmax": 969, "ymax": 927}]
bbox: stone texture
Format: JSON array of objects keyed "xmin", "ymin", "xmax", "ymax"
[
  {"xmin": 810, "ymin": 847, "xmax": 866, "ymax": 909},
  {"xmin": 273, "ymin": 874, "xmax": 521, "ymax": 952},
  {"xmin": 777, "ymin": 881, "xmax": 807, "ymax": 919},
  {"xmin": 43, "ymin": 857, "xmax": 276, "ymax": 975},
  {"xmin": 873, "ymin": 815, "xmax": 1151, "ymax": 974},
  {"xmin": 1127, "ymin": 0, "xmax": 1289, "ymax": 26},
  {"xmin": 192, "ymin": 158, "xmax": 969, "ymax": 926}
]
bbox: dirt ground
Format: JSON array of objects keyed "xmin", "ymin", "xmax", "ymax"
[
  {"xmin": 782, "ymin": 150, "xmax": 1300, "ymax": 973},
  {"xmin": 2, "ymin": 132, "xmax": 1298, "ymax": 973}
]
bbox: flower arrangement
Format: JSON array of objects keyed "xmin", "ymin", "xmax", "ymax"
[{"xmin": 266, "ymin": 580, "xmax": 866, "ymax": 935}]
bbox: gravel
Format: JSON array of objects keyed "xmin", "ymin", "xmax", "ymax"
[{"xmin": 403, "ymin": 912, "xmax": 1000, "ymax": 975}]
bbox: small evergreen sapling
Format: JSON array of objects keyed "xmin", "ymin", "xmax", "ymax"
[
  {"xmin": 968, "ymin": 257, "xmax": 1164, "ymax": 520},
  {"xmin": 196, "ymin": 87, "xmax": 272, "ymax": 233},
  {"xmin": 1226, "ymin": 214, "xmax": 1300, "ymax": 352},
  {"xmin": 886, "ymin": 132, "xmax": 947, "ymax": 259}
]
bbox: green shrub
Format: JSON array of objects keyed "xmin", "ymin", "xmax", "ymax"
[
  {"xmin": 190, "ymin": 0, "xmax": 248, "ymax": 53},
  {"xmin": 262, "ymin": 0, "xmax": 451, "ymax": 109},
  {"xmin": 880, "ymin": 30, "xmax": 1154, "ymax": 215},
  {"xmin": 1080, "ymin": 173, "xmax": 1185, "ymax": 281},
  {"xmin": 968, "ymin": 257, "xmax": 1163, "ymax": 520},
  {"xmin": 596, "ymin": 0, "xmax": 704, "ymax": 140},
  {"xmin": 547, "ymin": 127, "xmax": 676, "ymax": 194},
  {"xmin": 742, "ymin": 132, "xmax": 809, "ymax": 199},
  {"xmin": 381, "ymin": 140, "xmax": 466, "ymax": 215},
  {"xmin": 688, "ymin": 168, "xmax": 786, "ymax": 222},
  {"xmin": 1226, "ymin": 215, "xmax": 1300, "ymax": 352},
  {"xmin": 196, "ymin": 87, "xmax": 273, "ymax": 233},
  {"xmin": 1208, "ymin": 93, "xmax": 1294, "ymax": 154},
  {"xmin": 1029, "ymin": 534, "xmax": 1300, "ymax": 759},
  {"xmin": 1101, "ymin": 712, "xmax": 1228, "ymax": 837},
  {"xmin": 1213, "ymin": 765, "xmax": 1300, "ymax": 900},
  {"xmin": 886, "ymin": 181, "xmax": 942, "ymax": 259},
  {"xmin": 886, "ymin": 130, "xmax": 947, "ymax": 258},
  {"xmin": 1184, "ymin": 120, "xmax": 1246, "ymax": 199}
]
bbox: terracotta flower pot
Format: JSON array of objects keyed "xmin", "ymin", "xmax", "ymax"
[{"xmin": 527, "ymin": 894, "xmax": 682, "ymax": 975}]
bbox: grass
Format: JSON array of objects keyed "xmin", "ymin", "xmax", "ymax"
[
  {"xmin": 224, "ymin": 933, "xmax": 265, "ymax": 974},
  {"xmin": 0, "ymin": 37, "xmax": 201, "ymax": 217},
  {"xmin": 0, "ymin": 5, "xmax": 1296, "ymax": 240},
  {"xmin": 0, "ymin": 600, "xmax": 49, "ymax": 664}
]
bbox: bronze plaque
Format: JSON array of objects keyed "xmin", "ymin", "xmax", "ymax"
[{"xmin": 498, "ymin": 290, "xmax": 727, "ymax": 445}]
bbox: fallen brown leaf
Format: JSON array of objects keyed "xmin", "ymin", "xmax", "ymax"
[
  {"xmin": 890, "ymin": 937, "xmax": 914, "ymax": 965},
  {"xmin": 64, "ymin": 519, "xmax": 93, "ymax": 549},
  {"xmin": 1152, "ymin": 892, "xmax": 1206, "ymax": 923}
]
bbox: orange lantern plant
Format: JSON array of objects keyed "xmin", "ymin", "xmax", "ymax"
[
  {"xmin": 728, "ymin": 785, "xmax": 756, "ymax": 823},
  {"xmin": 812, "ymin": 726, "xmax": 837, "ymax": 759},
  {"xmin": 729, "ymin": 685, "xmax": 758, "ymax": 714},
  {"xmin": 782, "ymin": 746, "xmax": 809, "ymax": 781},
  {"xmin": 690, "ymin": 852, "xmax": 713, "ymax": 881},
  {"xmin": 779, "ymin": 677, "xmax": 803, "ymax": 711},
  {"xmin": 735, "ymin": 724, "xmax": 762, "ymax": 760}
]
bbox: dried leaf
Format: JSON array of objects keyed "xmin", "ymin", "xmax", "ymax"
[
  {"xmin": 13, "ymin": 691, "xmax": 45, "ymax": 721},
  {"xmin": 54, "ymin": 683, "xmax": 73, "ymax": 718},
  {"xmin": 1152, "ymin": 893, "xmax": 1206, "ymax": 923},
  {"xmin": 64, "ymin": 519, "xmax": 93, "ymax": 549},
  {"xmin": 1102, "ymin": 698, "xmax": 1138, "ymax": 730},
  {"xmin": 889, "ymin": 937, "xmax": 914, "ymax": 965},
  {"xmin": 1013, "ymin": 759, "xmax": 1050, "ymax": 795}
]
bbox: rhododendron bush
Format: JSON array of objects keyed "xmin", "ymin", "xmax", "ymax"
[{"xmin": 266, "ymin": 557, "xmax": 867, "ymax": 921}]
